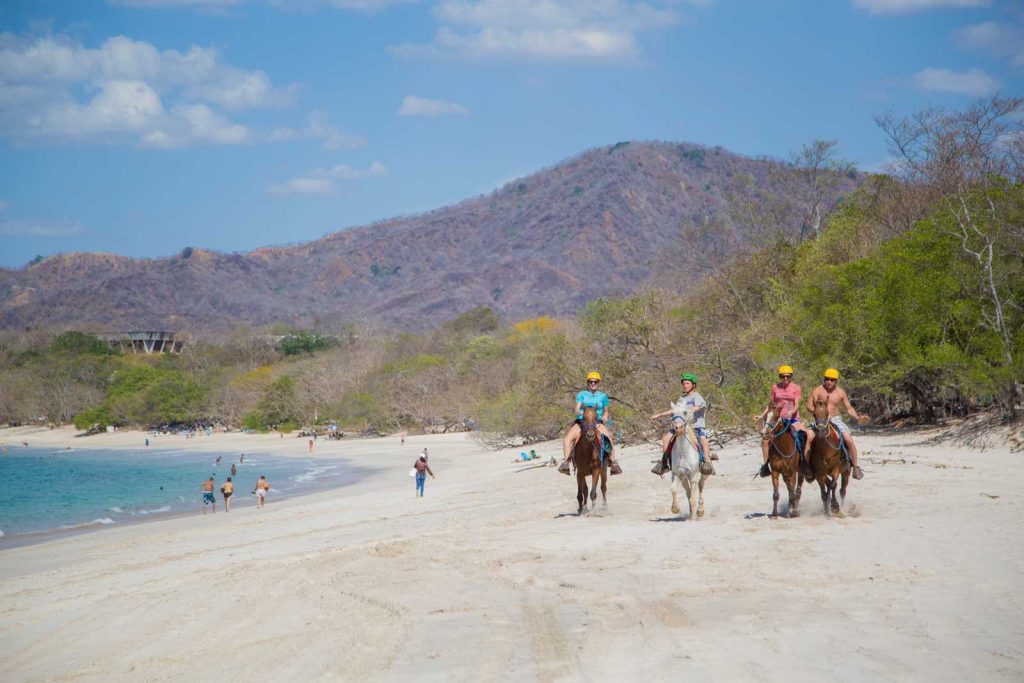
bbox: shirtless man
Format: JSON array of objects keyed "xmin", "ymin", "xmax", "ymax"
[
  {"xmin": 201, "ymin": 476, "xmax": 217, "ymax": 513},
  {"xmin": 754, "ymin": 365, "xmax": 814, "ymax": 478},
  {"xmin": 806, "ymin": 368, "xmax": 868, "ymax": 480},
  {"xmin": 254, "ymin": 475, "xmax": 270, "ymax": 509}
]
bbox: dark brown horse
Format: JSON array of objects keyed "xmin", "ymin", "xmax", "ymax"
[
  {"xmin": 765, "ymin": 418, "xmax": 804, "ymax": 518},
  {"xmin": 571, "ymin": 406, "xmax": 608, "ymax": 515},
  {"xmin": 809, "ymin": 408, "xmax": 851, "ymax": 516}
]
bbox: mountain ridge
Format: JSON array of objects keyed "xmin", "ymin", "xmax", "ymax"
[{"xmin": 0, "ymin": 141, "xmax": 857, "ymax": 333}]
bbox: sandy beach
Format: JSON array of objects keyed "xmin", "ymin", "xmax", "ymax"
[{"xmin": 0, "ymin": 424, "xmax": 1021, "ymax": 682}]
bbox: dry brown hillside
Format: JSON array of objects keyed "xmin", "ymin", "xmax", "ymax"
[{"xmin": 0, "ymin": 141, "xmax": 859, "ymax": 333}]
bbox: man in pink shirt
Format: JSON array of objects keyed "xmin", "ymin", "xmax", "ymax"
[{"xmin": 755, "ymin": 365, "xmax": 814, "ymax": 478}]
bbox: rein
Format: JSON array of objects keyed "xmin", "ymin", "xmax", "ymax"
[{"xmin": 767, "ymin": 418, "xmax": 799, "ymax": 459}]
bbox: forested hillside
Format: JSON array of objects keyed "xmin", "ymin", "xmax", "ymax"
[{"xmin": 0, "ymin": 98, "xmax": 1020, "ymax": 438}]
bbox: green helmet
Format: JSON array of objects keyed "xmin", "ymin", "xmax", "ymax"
[{"xmin": 680, "ymin": 373, "xmax": 697, "ymax": 385}]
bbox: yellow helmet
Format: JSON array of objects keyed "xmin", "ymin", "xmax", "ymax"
[
  {"xmin": 586, "ymin": 371, "xmax": 602, "ymax": 382},
  {"xmin": 823, "ymin": 368, "xmax": 840, "ymax": 380},
  {"xmin": 778, "ymin": 365, "xmax": 794, "ymax": 375}
]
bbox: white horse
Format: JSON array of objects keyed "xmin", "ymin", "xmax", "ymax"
[{"xmin": 669, "ymin": 422, "xmax": 709, "ymax": 520}]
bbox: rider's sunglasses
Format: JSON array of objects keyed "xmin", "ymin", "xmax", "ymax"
[
  {"xmin": 588, "ymin": 379, "xmax": 600, "ymax": 384},
  {"xmin": 779, "ymin": 374, "xmax": 792, "ymax": 379},
  {"xmin": 823, "ymin": 378, "xmax": 836, "ymax": 382}
]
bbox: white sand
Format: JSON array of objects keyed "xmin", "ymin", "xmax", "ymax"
[{"xmin": 0, "ymin": 424, "xmax": 1022, "ymax": 681}]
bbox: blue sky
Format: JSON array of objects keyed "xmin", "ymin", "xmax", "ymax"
[{"xmin": 1, "ymin": 0, "xmax": 1021, "ymax": 268}]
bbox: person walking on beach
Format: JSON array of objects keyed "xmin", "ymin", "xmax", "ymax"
[
  {"xmin": 254, "ymin": 475, "xmax": 270, "ymax": 509},
  {"xmin": 308, "ymin": 439, "xmax": 314, "ymax": 453},
  {"xmin": 231, "ymin": 463, "xmax": 237, "ymax": 476},
  {"xmin": 221, "ymin": 477, "xmax": 234, "ymax": 512},
  {"xmin": 413, "ymin": 455, "xmax": 434, "ymax": 497},
  {"xmin": 240, "ymin": 453, "xmax": 245, "ymax": 463},
  {"xmin": 201, "ymin": 477, "xmax": 217, "ymax": 513}
]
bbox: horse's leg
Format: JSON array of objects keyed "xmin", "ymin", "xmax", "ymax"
[
  {"xmin": 670, "ymin": 474, "xmax": 681, "ymax": 515},
  {"xmin": 600, "ymin": 466, "xmax": 608, "ymax": 510},
  {"xmin": 576, "ymin": 471, "xmax": 585, "ymax": 515},
  {"xmin": 819, "ymin": 475, "xmax": 830, "ymax": 516},
  {"xmin": 840, "ymin": 470, "xmax": 850, "ymax": 508},
  {"xmin": 685, "ymin": 474, "xmax": 699, "ymax": 520},
  {"xmin": 589, "ymin": 469, "xmax": 599, "ymax": 512},
  {"xmin": 784, "ymin": 471, "xmax": 799, "ymax": 518},
  {"xmin": 696, "ymin": 474, "xmax": 706, "ymax": 519},
  {"xmin": 829, "ymin": 473, "xmax": 841, "ymax": 514},
  {"xmin": 770, "ymin": 470, "xmax": 781, "ymax": 518}
]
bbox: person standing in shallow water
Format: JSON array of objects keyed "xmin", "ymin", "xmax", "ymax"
[
  {"xmin": 201, "ymin": 477, "xmax": 216, "ymax": 513},
  {"xmin": 413, "ymin": 455, "xmax": 434, "ymax": 497}
]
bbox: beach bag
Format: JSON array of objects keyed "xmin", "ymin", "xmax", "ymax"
[{"xmin": 408, "ymin": 469, "xmax": 416, "ymax": 478}]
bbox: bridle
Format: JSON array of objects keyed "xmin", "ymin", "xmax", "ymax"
[{"xmin": 813, "ymin": 418, "xmax": 842, "ymax": 450}]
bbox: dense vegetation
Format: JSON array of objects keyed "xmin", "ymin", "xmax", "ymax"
[{"xmin": 0, "ymin": 98, "xmax": 1020, "ymax": 441}]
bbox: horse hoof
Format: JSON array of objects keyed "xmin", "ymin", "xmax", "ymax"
[
  {"xmin": 696, "ymin": 510, "xmax": 705, "ymax": 520},
  {"xmin": 671, "ymin": 504, "xmax": 680, "ymax": 514},
  {"xmin": 769, "ymin": 514, "xmax": 779, "ymax": 520},
  {"xmin": 789, "ymin": 511, "xmax": 799, "ymax": 519}
]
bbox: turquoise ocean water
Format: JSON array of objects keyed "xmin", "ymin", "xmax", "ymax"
[{"xmin": 0, "ymin": 447, "xmax": 363, "ymax": 544}]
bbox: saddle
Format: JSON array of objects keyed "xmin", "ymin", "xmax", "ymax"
[{"xmin": 653, "ymin": 428, "xmax": 712, "ymax": 476}]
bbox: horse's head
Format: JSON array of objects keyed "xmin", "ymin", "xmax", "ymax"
[
  {"xmin": 581, "ymin": 406, "xmax": 598, "ymax": 434},
  {"xmin": 672, "ymin": 417, "xmax": 686, "ymax": 434}
]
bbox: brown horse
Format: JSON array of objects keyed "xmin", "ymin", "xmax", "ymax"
[
  {"xmin": 765, "ymin": 418, "xmax": 804, "ymax": 518},
  {"xmin": 809, "ymin": 409, "xmax": 851, "ymax": 516},
  {"xmin": 571, "ymin": 406, "xmax": 608, "ymax": 515}
]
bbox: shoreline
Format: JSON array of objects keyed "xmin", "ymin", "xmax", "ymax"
[
  {"xmin": 0, "ymin": 423, "xmax": 389, "ymax": 459},
  {"xmin": 0, "ymin": 424, "xmax": 436, "ymax": 551},
  {"xmin": 0, "ymin": 453, "xmax": 365, "ymax": 551}
]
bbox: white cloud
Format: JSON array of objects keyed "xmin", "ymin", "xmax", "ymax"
[
  {"xmin": 391, "ymin": 0, "xmax": 682, "ymax": 62},
  {"xmin": 266, "ymin": 161, "xmax": 387, "ymax": 196},
  {"xmin": 398, "ymin": 95, "xmax": 469, "ymax": 117},
  {"xmin": 955, "ymin": 21, "xmax": 1024, "ymax": 70},
  {"xmin": 852, "ymin": 0, "xmax": 989, "ymax": 14},
  {"xmin": 913, "ymin": 67, "xmax": 1000, "ymax": 96},
  {"xmin": 0, "ymin": 217, "xmax": 82, "ymax": 237},
  {"xmin": 0, "ymin": 33, "xmax": 291, "ymax": 147},
  {"xmin": 269, "ymin": 110, "xmax": 366, "ymax": 149}
]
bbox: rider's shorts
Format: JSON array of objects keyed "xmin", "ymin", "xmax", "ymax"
[
  {"xmin": 666, "ymin": 422, "xmax": 707, "ymax": 439},
  {"xmin": 829, "ymin": 416, "xmax": 850, "ymax": 437}
]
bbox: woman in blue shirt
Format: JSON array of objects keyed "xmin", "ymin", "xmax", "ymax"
[{"xmin": 559, "ymin": 371, "xmax": 619, "ymax": 474}]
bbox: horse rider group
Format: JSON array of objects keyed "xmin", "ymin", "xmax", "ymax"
[{"xmin": 559, "ymin": 365, "xmax": 868, "ymax": 479}]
